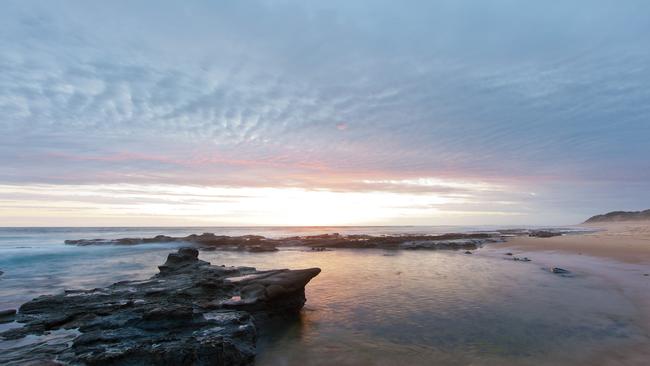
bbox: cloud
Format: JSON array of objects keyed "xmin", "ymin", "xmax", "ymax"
[{"xmin": 0, "ymin": 0, "xmax": 649, "ymax": 224}]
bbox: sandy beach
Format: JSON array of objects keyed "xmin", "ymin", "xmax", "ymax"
[
  {"xmin": 488, "ymin": 221, "xmax": 650, "ymax": 366},
  {"xmin": 495, "ymin": 221, "xmax": 650, "ymax": 264}
]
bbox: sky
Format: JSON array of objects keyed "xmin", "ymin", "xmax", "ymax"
[{"xmin": 1, "ymin": 0, "xmax": 649, "ymax": 226}]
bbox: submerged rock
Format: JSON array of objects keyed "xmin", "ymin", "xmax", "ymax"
[{"xmin": 0, "ymin": 248, "xmax": 320, "ymax": 366}]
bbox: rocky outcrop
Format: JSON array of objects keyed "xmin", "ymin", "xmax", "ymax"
[
  {"xmin": 399, "ymin": 238, "xmax": 488, "ymax": 250},
  {"xmin": 584, "ymin": 209, "xmax": 650, "ymax": 223},
  {"xmin": 0, "ymin": 248, "xmax": 320, "ymax": 366},
  {"xmin": 294, "ymin": 233, "xmax": 501, "ymax": 250},
  {"xmin": 65, "ymin": 233, "xmax": 278, "ymax": 252},
  {"xmin": 529, "ymin": 230, "xmax": 563, "ymax": 238},
  {"xmin": 65, "ymin": 232, "xmax": 502, "ymax": 251}
]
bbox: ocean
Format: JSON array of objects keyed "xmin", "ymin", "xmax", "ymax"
[{"xmin": 0, "ymin": 226, "xmax": 647, "ymax": 365}]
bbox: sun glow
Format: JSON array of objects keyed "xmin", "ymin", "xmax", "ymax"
[{"xmin": 0, "ymin": 182, "xmax": 521, "ymax": 226}]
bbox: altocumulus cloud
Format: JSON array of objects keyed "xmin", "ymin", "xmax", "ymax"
[{"xmin": 0, "ymin": 0, "xmax": 649, "ymax": 225}]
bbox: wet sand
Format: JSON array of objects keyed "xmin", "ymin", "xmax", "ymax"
[
  {"xmin": 488, "ymin": 221, "xmax": 650, "ymax": 365},
  {"xmin": 495, "ymin": 221, "xmax": 650, "ymax": 264}
]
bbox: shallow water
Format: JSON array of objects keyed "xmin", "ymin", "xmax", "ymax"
[
  {"xmin": 206, "ymin": 249, "xmax": 647, "ymax": 365},
  {"xmin": 0, "ymin": 227, "xmax": 648, "ymax": 365}
]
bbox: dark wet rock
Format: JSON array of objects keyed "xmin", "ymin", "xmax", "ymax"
[
  {"xmin": 464, "ymin": 251, "xmax": 472, "ymax": 254},
  {"xmin": 499, "ymin": 228, "xmax": 593, "ymax": 237},
  {"xmin": 306, "ymin": 233, "xmax": 501, "ymax": 250},
  {"xmin": 529, "ymin": 230, "xmax": 563, "ymax": 238},
  {"xmin": 548, "ymin": 267, "xmax": 573, "ymax": 277},
  {"xmin": 513, "ymin": 257, "xmax": 531, "ymax": 262},
  {"xmin": 0, "ymin": 309, "xmax": 16, "ymax": 324},
  {"xmin": 0, "ymin": 309, "xmax": 16, "ymax": 316},
  {"xmin": 495, "ymin": 229, "xmax": 530, "ymax": 236},
  {"xmin": 65, "ymin": 233, "xmax": 278, "ymax": 252},
  {"xmin": 0, "ymin": 248, "xmax": 320, "ymax": 365},
  {"xmin": 505, "ymin": 252, "xmax": 513, "ymax": 256},
  {"xmin": 65, "ymin": 232, "xmax": 503, "ymax": 251},
  {"xmin": 247, "ymin": 245, "xmax": 278, "ymax": 253},
  {"xmin": 399, "ymin": 238, "xmax": 486, "ymax": 250},
  {"xmin": 552, "ymin": 267, "xmax": 571, "ymax": 274}
]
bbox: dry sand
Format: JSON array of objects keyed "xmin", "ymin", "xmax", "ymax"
[{"xmin": 495, "ymin": 221, "xmax": 650, "ymax": 264}]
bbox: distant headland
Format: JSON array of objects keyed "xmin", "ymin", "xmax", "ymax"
[{"xmin": 584, "ymin": 209, "xmax": 650, "ymax": 223}]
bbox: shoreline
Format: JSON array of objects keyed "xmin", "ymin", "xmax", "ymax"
[
  {"xmin": 493, "ymin": 221, "xmax": 650, "ymax": 265},
  {"xmin": 483, "ymin": 222, "xmax": 650, "ymax": 365},
  {"xmin": 1, "ymin": 224, "xmax": 649, "ymax": 365}
]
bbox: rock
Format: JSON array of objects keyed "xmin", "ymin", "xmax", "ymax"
[
  {"xmin": 552, "ymin": 267, "xmax": 571, "ymax": 274},
  {"xmin": 0, "ymin": 309, "xmax": 16, "ymax": 316},
  {"xmin": 0, "ymin": 309, "xmax": 16, "ymax": 324},
  {"xmin": 529, "ymin": 230, "xmax": 562, "ymax": 238},
  {"xmin": 64, "ymin": 234, "xmax": 275, "ymax": 252},
  {"xmin": 464, "ymin": 251, "xmax": 472, "ymax": 254},
  {"xmin": 310, "ymin": 247, "xmax": 328, "ymax": 252},
  {"xmin": 505, "ymin": 252, "xmax": 513, "ymax": 256},
  {"xmin": 248, "ymin": 245, "xmax": 278, "ymax": 253},
  {"xmin": 223, "ymin": 268, "xmax": 322, "ymax": 315},
  {"xmin": 65, "ymin": 232, "xmax": 503, "ymax": 251},
  {"xmin": 399, "ymin": 239, "xmax": 485, "ymax": 251},
  {"xmin": 0, "ymin": 249, "xmax": 320, "ymax": 365},
  {"xmin": 513, "ymin": 257, "xmax": 531, "ymax": 262}
]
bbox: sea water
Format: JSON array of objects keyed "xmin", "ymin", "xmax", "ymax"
[{"xmin": 0, "ymin": 227, "xmax": 647, "ymax": 365}]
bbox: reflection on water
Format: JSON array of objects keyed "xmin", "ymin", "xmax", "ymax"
[
  {"xmin": 202, "ymin": 249, "xmax": 645, "ymax": 365},
  {"xmin": 0, "ymin": 228, "xmax": 648, "ymax": 365}
]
